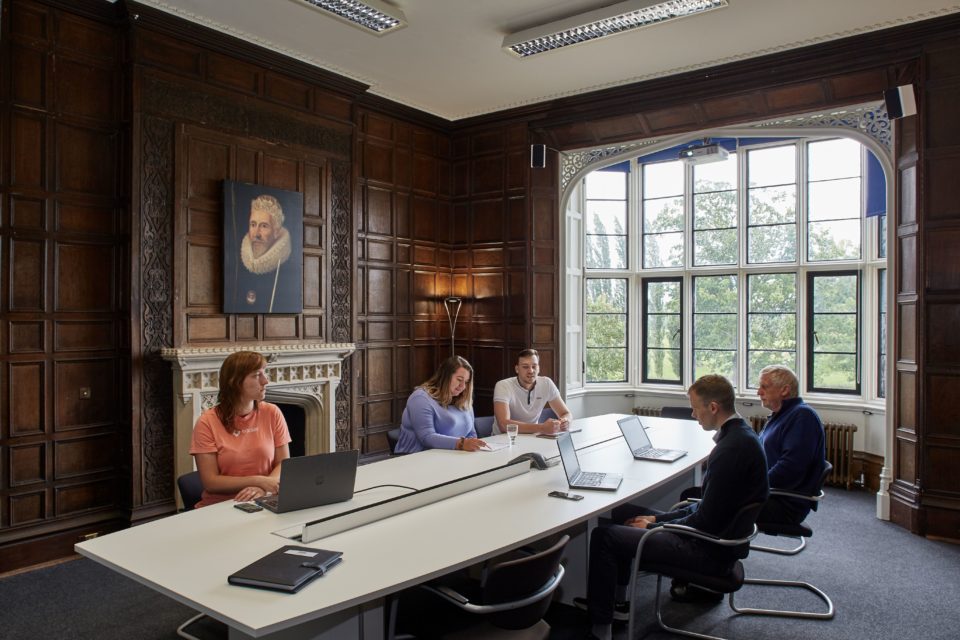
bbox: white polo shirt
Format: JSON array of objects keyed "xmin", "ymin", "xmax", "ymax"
[{"xmin": 491, "ymin": 376, "xmax": 561, "ymax": 434}]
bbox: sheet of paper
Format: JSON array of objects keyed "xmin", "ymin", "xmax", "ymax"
[{"xmin": 480, "ymin": 439, "xmax": 511, "ymax": 452}]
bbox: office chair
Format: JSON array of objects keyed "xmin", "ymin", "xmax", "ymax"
[
  {"xmin": 387, "ymin": 427, "xmax": 402, "ymax": 454},
  {"xmin": 475, "ymin": 416, "xmax": 495, "ymax": 438},
  {"xmin": 752, "ymin": 460, "xmax": 833, "ymax": 555},
  {"xmin": 390, "ymin": 534, "xmax": 569, "ymax": 639},
  {"xmin": 177, "ymin": 471, "xmax": 203, "ymax": 511},
  {"xmin": 659, "ymin": 406, "xmax": 695, "ymax": 420},
  {"xmin": 739, "ymin": 460, "xmax": 836, "ymax": 620},
  {"xmin": 626, "ymin": 502, "xmax": 763, "ymax": 640}
]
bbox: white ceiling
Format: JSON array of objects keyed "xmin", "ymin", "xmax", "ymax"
[{"xmin": 136, "ymin": 0, "xmax": 960, "ymax": 121}]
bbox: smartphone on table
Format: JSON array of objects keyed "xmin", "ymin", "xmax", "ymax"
[{"xmin": 548, "ymin": 490, "xmax": 584, "ymax": 501}]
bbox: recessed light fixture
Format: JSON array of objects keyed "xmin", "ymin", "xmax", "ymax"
[
  {"xmin": 503, "ymin": 0, "xmax": 728, "ymax": 58},
  {"xmin": 295, "ymin": 0, "xmax": 407, "ymax": 35}
]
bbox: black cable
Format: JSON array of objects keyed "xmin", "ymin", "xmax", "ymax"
[{"xmin": 354, "ymin": 484, "xmax": 417, "ymax": 494}]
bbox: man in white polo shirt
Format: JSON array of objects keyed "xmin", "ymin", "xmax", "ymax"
[{"xmin": 492, "ymin": 349, "xmax": 573, "ymax": 435}]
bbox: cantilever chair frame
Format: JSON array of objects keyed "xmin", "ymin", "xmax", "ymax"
[
  {"xmin": 750, "ymin": 486, "xmax": 825, "ymax": 555},
  {"xmin": 389, "ymin": 534, "xmax": 568, "ymax": 639},
  {"xmin": 628, "ymin": 521, "xmax": 760, "ymax": 640},
  {"xmin": 420, "ymin": 563, "xmax": 565, "ymax": 615}
]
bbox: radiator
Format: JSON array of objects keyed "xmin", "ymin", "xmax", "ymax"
[
  {"xmin": 824, "ymin": 422, "xmax": 858, "ymax": 489},
  {"xmin": 633, "ymin": 406, "xmax": 661, "ymax": 417},
  {"xmin": 747, "ymin": 415, "xmax": 858, "ymax": 490}
]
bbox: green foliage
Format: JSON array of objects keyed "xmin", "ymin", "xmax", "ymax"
[
  {"xmin": 587, "ymin": 348, "xmax": 627, "ymax": 382},
  {"xmin": 810, "ymin": 273, "xmax": 859, "ymax": 391},
  {"xmin": 586, "ymin": 278, "xmax": 627, "ymax": 381},
  {"xmin": 646, "ymin": 348, "xmax": 680, "ymax": 381}
]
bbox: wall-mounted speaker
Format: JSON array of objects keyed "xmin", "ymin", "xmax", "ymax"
[
  {"xmin": 530, "ymin": 144, "xmax": 546, "ymax": 169},
  {"xmin": 883, "ymin": 84, "xmax": 917, "ymax": 119}
]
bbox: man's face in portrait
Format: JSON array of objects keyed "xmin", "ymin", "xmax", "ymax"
[{"xmin": 247, "ymin": 207, "xmax": 277, "ymax": 258}]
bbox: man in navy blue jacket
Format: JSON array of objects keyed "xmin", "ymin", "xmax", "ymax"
[
  {"xmin": 756, "ymin": 365, "xmax": 827, "ymax": 525},
  {"xmin": 578, "ymin": 375, "xmax": 768, "ymax": 640}
]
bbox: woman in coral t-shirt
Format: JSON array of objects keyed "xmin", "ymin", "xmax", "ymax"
[{"xmin": 189, "ymin": 351, "xmax": 292, "ymax": 507}]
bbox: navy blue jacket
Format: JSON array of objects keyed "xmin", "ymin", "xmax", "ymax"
[{"xmin": 761, "ymin": 397, "xmax": 827, "ymax": 520}]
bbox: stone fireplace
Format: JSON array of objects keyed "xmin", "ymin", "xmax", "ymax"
[{"xmin": 161, "ymin": 343, "xmax": 355, "ymax": 487}]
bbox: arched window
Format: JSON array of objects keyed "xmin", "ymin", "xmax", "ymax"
[{"xmin": 568, "ymin": 134, "xmax": 887, "ymax": 400}]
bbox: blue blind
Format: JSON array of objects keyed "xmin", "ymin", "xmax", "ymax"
[{"xmin": 865, "ymin": 150, "xmax": 886, "ymax": 218}]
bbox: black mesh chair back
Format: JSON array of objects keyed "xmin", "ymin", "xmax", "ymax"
[
  {"xmin": 482, "ymin": 534, "xmax": 569, "ymax": 630},
  {"xmin": 475, "ymin": 416, "xmax": 495, "ymax": 438},
  {"xmin": 177, "ymin": 471, "xmax": 203, "ymax": 511},
  {"xmin": 386, "ymin": 427, "xmax": 401, "ymax": 454},
  {"xmin": 660, "ymin": 406, "xmax": 695, "ymax": 420}
]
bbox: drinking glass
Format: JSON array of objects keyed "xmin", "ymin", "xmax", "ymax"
[{"xmin": 506, "ymin": 423, "xmax": 519, "ymax": 446}]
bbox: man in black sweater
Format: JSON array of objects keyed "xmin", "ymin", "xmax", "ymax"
[{"xmin": 580, "ymin": 375, "xmax": 769, "ymax": 640}]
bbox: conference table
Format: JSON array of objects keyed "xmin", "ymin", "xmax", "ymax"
[{"xmin": 75, "ymin": 414, "xmax": 714, "ymax": 639}]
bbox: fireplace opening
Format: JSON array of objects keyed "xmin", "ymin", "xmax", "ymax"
[{"xmin": 275, "ymin": 402, "xmax": 306, "ymax": 458}]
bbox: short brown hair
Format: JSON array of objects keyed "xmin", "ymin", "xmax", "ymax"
[
  {"xmin": 421, "ymin": 356, "xmax": 474, "ymax": 410},
  {"xmin": 688, "ymin": 374, "xmax": 735, "ymax": 414},
  {"xmin": 517, "ymin": 348, "xmax": 539, "ymax": 362},
  {"xmin": 216, "ymin": 351, "xmax": 267, "ymax": 429}
]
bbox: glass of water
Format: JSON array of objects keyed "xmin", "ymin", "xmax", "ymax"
[{"xmin": 506, "ymin": 423, "xmax": 519, "ymax": 446}]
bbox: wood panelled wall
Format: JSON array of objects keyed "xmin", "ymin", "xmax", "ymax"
[
  {"xmin": 0, "ymin": 0, "xmax": 129, "ymax": 571},
  {"xmin": 354, "ymin": 109, "xmax": 453, "ymax": 454},
  {"xmin": 449, "ymin": 125, "xmax": 559, "ymax": 416},
  {"xmin": 3, "ymin": 0, "xmax": 959, "ymax": 571},
  {"xmin": 354, "ymin": 115, "xmax": 562, "ymax": 456},
  {"xmin": 129, "ymin": 9, "xmax": 360, "ymax": 503},
  {"xmin": 890, "ymin": 38, "xmax": 960, "ymax": 538}
]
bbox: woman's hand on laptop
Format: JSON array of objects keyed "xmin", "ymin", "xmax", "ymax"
[{"xmin": 235, "ymin": 485, "xmax": 267, "ymax": 502}]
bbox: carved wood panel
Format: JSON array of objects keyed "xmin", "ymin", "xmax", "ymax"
[{"xmin": 1, "ymin": 0, "xmax": 126, "ymax": 564}]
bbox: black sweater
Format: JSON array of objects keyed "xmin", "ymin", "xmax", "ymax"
[{"xmin": 652, "ymin": 416, "xmax": 769, "ymax": 558}]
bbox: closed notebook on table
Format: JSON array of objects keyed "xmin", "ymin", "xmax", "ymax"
[{"xmin": 228, "ymin": 545, "xmax": 343, "ymax": 593}]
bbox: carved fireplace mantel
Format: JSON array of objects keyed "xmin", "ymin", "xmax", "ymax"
[{"xmin": 161, "ymin": 343, "xmax": 355, "ymax": 489}]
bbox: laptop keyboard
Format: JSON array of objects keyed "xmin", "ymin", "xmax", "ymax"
[
  {"xmin": 576, "ymin": 472, "xmax": 607, "ymax": 486},
  {"xmin": 636, "ymin": 447, "xmax": 671, "ymax": 458},
  {"xmin": 258, "ymin": 495, "xmax": 279, "ymax": 510}
]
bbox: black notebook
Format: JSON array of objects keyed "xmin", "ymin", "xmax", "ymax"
[{"xmin": 228, "ymin": 545, "xmax": 343, "ymax": 593}]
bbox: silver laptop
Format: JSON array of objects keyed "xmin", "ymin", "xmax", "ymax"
[
  {"xmin": 256, "ymin": 450, "xmax": 359, "ymax": 513},
  {"xmin": 617, "ymin": 415, "xmax": 687, "ymax": 462},
  {"xmin": 556, "ymin": 432, "xmax": 622, "ymax": 491}
]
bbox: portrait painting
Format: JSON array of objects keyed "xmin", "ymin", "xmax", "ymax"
[{"xmin": 223, "ymin": 180, "xmax": 304, "ymax": 314}]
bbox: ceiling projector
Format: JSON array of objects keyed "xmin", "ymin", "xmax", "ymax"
[{"xmin": 678, "ymin": 143, "xmax": 729, "ymax": 164}]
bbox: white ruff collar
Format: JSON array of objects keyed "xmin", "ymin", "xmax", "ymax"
[{"xmin": 241, "ymin": 228, "xmax": 291, "ymax": 275}]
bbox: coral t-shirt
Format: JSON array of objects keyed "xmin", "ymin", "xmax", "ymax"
[{"xmin": 189, "ymin": 402, "xmax": 292, "ymax": 507}]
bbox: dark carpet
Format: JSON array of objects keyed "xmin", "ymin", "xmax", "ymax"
[{"xmin": 2, "ymin": 487, "xmax": 958, "ymax": 639}]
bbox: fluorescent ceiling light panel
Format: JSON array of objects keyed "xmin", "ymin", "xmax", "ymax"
[
  {"xmin": 295, "ymin": 0, "xmax": 406, "ymax": 35},
  {"xmin": 503, "ymin": 0, "xmax": 728, "ymax": 58}
]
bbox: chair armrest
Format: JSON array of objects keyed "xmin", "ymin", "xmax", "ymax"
[
  {"xmin": 769, "ymin": 488, "xmax": 825, "ymax": 503},
  {"xmin": 667, "ymin": 497, "xmax": 700, "ymax": 511},
  {"xmin": 660, "ymin": 522, "xmax": 759, "ymax": 547},
  {"xmin": 419, "ymin": 565, "xmax": 565, "ymax": 615},
  {"xmin": 629, "ymin": 521, "xmax": 758, "ymax": 578}
]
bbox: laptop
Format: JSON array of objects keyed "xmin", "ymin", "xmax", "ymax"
[
  {"xmin": 556, "ymin": 432, "xmax": 622, "ymax": 491},
  {"xmin": 256, "ymin": 450, "xmax": 360, "ymax": 513},
  {"xmin": 616, "ymin": 415, "xmax": 687, "ymax": 462}
]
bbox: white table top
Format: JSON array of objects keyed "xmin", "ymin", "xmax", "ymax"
[{"xmin": 75, "ymin": 413, "xmax": 713, "ymax": 638}]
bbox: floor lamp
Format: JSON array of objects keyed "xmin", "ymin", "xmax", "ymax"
[{"xmin": 443, "ymin": 296, "xmax": 462, "ymax": 357}]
